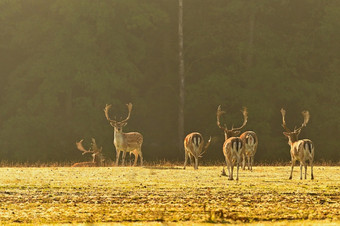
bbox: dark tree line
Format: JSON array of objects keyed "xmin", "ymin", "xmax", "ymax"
[{"xmin": 0, "ymin": 0, "xmax": 339, "ymax": 163}]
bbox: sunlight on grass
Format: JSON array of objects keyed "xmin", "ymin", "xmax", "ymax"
[{"xmin": 0, "ymin": 166, "xmax": 339, "ymax": 224}]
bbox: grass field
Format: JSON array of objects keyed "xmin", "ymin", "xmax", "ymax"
[{"xmin": 0, "ymin": 165, "xmax": 339, "ymax": 225}]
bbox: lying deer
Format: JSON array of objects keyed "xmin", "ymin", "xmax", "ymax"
[
  {"xmin": 72, "ymin": 138, "xmax": 105, "ymax": 167},
  {"xmin": 217, "ymin": 105, "xmax": 247, "ymax": 180},
  {"xmin": 184, "ymin": 132, "xmax": 211, "ymax": 170},
  {"xmin": 104, "ymin": 103, "xmax": 143, "ymax": 166},
  {"xmin": 281, "ymin": 108, "xmax": 314, "ymax": 180}
]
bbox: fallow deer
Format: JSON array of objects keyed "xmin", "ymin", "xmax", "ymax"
[
  {"xmin": 240, "ymin": 131, "xmax": 258, "ymax": 171},
  {"xmin": 281, "ymin": 108, "xmax": 314, "ymax": 180},
  {"xmin": 217, "ymin": 105, "xmax": 247, "ymax": 180},
  {"xmin": 184, "ymin": 132, "xmax": 211, "ymax": 170},
  {"xmin": 104, "ymin": 103, "xmax": 143, "ymax": 166},
  {"xmin": 72, "ymin": 138, "xmax": 105, "ymax": 167}
]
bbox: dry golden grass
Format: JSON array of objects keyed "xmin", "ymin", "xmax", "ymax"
[{"xmin": 0, "ymin": 166, "xmax": 339, "ymax": 225}]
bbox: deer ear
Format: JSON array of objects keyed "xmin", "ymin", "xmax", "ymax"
[{"xmin": 283, "ymin": 132, "xmax": 289, "ymax": 137}]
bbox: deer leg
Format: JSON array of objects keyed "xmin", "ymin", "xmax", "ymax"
[
  {"xmin": 289, "ymin": 160, "xmax": 295, "ymax": 179},
  {"xmin": 184, "ymin": 150, "xmax": 188, "ymax": 169},
  {"xmin": 189, "ymin": 154, "xmax": 193, "ymax": 166},
  {"xmin": 311, "ymin": 160, "xmax": 314, "ymax": 180},
  {"xmin": 115, "ymin": 150, "xmax": 121, "ymax": 166},
  {"xmin": 194, "ymin": 157, "xmax": 198, "ymax": 170},
  {"xmin": 131, "ymin": 150, "xmax": 139, "ymax": 166},
  {"xmin": 248, "ymin": 156, "xmax": 251, "ymax": 170},
  {"xmin": 224, "ymin": 156, "xmax": 230, "ymax": 178},
  {"xmin": 139, "ymin": 150, "xmax": 143, "ymax": 166},
  {"xmin": 304, "ymin": 163, "xmax": 307, "ymax": 179},
  {"xmin": 229, "ymin": 162, "xmax": 234, "ymax": 180},
  {"xmin": 300, "ymin": 162, "xmax": 303, "ymax": 180},
  {"xmin": 236, "ymin": 162, "xmax": 239, "ymax": 181},
  {"xmin": 251, "ymin": 155, "xmax": 255, "ymax": 171},
  {"xmin": 122, "ymin": 151, "xmax": 127, "ymax": 166},
  {"xmin": 129, "ymin": 152, "xmax": 132, "ymax": 166},
  {"xmin": 133, "ymin": 152, "xmax": 138, "ymax": 166},
  {"xmin": 242, "ymin": 154, "xmax": 246, "ymax": 170}
]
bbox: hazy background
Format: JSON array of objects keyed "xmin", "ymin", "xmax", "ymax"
[{"xmin": 0, "ymin": 0, "xmax": 339, "ymax": 163}]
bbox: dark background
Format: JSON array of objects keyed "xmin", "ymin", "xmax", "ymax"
[{"xmin": 0, "ymin": 0, "xmax": 339, "ymax": 163}]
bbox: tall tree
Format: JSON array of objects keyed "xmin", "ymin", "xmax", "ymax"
[{"xmin": 178, "ymin": 0, "xmax": 185, "ymax": 153}]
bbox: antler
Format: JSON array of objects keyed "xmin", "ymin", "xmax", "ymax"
[
  {"xmin": 295, "ymin": 110, "xmax": 310, "ymax": 132},
  {"xmin": 280, "ymin": 108, "xmax": 291, "ymax": 132},
  {"xmin": 231, "ymin": 107, "xmax": 248, "ymax": 131},
  {"xmin": 104, "ymin": 103, "xmax": 132, "ymax": 124},
  {"xmin": 217, "ymin": 105, "xmax": 227, "ymax": 130},
  {"xmin": 104, "ymin": 104, "xmax": 115, "ymax": 123},
  {"xmin": 75, "ymin": 139, "xmax": 93, "ymax": 155},
  {"xmin": 120, "ymin": 103, "xmax": 133, "ymax": 123}
]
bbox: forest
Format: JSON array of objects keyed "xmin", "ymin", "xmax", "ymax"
[{"xmin": 0, "ymin": 0, "xmax": 339, "ymax": 163}]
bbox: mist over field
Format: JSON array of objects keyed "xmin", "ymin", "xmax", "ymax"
[{"xmin": 0, "ymin": 0, "xmax": 339, "ymax": 164}]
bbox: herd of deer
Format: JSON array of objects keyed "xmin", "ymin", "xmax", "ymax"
[{"xmin": 73, "ymin": 103, "xmax": 315, "ymax": 180}]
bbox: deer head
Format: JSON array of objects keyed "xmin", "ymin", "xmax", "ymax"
[
  {"xmin": 76, "ymin": 138, "xmax": 104, "ymax": 163},
  {"xmin": 104, "ymin": 103, "xmax": 132, "ymax": 133},
  {"xmin": 281, "ymin": 108, "xmax": 310, "ymax": 144},
  {"xmin": 217, "ymin": 105, "xmax": 248, "ymax": 139}
]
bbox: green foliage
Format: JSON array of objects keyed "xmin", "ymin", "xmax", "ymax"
[{"xmin": 0, "ymin": 0, "xmax": 339, "ymax": 162}]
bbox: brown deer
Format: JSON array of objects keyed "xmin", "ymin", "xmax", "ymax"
[
  {"xmin": 184, "ymin": 132, "xmax": 211, "ymax": 170},
  {"xmin": 240, "ymin": 131, "xmax": 258, "ymax": 171},
  {"xmin": 104, "ymin": 103, "xmax": 143, "ymax": 166},
  {"xmin": 72, "ymin": 138, "xmax": 105, "ymax": 167},
  {"xmin": 281, "ymin": 108, "xmax": 314, "ymax": 180},
  {"xmin": 217, "ymin": 105, "xmax": 247, "ymax": 180}
]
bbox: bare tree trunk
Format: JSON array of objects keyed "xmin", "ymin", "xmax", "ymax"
[
  {"xmin": 178, "ymin": 0, "xmax": 185, "ymax": 154},
  {"xmin": 246, "ymin": 9, "xmax": 255, "ymax": 68}
]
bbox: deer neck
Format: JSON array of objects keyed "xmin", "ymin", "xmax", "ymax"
[
  {"xmin": 114, "ymin": 129, "xmax": 124, "ymax": 139},
  {"xmin": 289, "ymin": 133, "xmax": 300, "ymax": 145},
  {"xmin": 114, "ymin": 128, "xmax": 126, "ymax": 147},
  {"xmin": 224, "ymin": 131, "xmax": 228, "ymax": 140}
]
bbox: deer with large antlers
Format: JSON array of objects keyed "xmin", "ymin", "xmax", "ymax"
[
  {"xmin": 217, "ymin": 105, "xmax": 248, "ymax": 180},
  {"xmin": 184, "ymin": 132, "xmax": 211, "ymax": 170},
  {"xmin": 104, "ymin": 103, "xmax": 143, "ymax": 166},
  {"xmin": 217, "ymin": 106, "xmax": 258, "ymax": 171},
  {"xmin": 72, "ymin": 138, "xmax": 105, "ymax": 167},
  {"xmin": 281, "ymin": 108, "xmax": 314, "ymax": 180}
]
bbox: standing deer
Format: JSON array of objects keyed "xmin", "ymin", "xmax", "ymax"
[
  {"xmin": 72, "ymin": 138, "xmax": 105, "ymax": 167},
  {"xmin": 104, "ymin": 103, "xmax": 143, "ymax": 166},
  {"xmin": 184, "ymin": 132, "xmax": 211, "ymax": 170},
  {"xmin": 217, "ymin": 105, "xmax": 247, "ymax": 180},
  {"xmin": 281, "ymin": 108, "xmax": 314, "ymax": 180},
  {"xmin": 240, "ymin": 131, "xmax": 258, "ymax": 171}
]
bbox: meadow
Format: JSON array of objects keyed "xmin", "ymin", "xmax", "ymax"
[{"xmin": 0, "ymin": 165, "xmax": 339, "ymax": 225}]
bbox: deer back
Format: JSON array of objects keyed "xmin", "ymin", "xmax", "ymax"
[
  {"xmin": 240, "ymin": 131, "xmax": 258, "ymax": 146},
  {"xmin": 71, "ymin": 162, "xmax": 97, "ymax": 167},
  {"xmin": 291, "ymin": 139, "xmax": 314, "ymax": 162},
  {"xmin": 184, "ymin": 132, "xmax": 204, "ymax": 157},
  {"xmin": 223, "ymin": 137, "xmax": 244, "ymax": 160}
]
